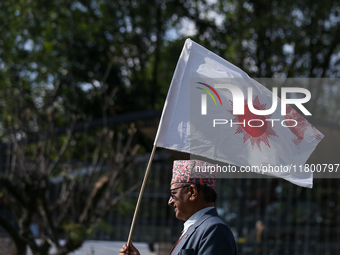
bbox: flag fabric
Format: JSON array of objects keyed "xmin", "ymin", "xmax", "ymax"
[{"xmin": 154, "ymin": 39, "xmax": 324, "ymax": 188}]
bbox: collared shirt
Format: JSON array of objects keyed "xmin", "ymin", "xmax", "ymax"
[{"xmin": 181, "ymin": 206, "xmax": 215, "ymax": 237}]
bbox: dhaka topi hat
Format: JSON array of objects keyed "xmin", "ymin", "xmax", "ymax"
[{"xmin": 170, "ymin": 160, "xmax": 217, "ymax": 191}]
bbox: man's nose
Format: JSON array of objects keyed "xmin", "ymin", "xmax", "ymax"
[{"xmin": 168, "ymin": 196, "xmax": 174, "ymax": 206}]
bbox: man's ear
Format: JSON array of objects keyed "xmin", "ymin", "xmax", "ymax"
[{"xmin": 189, "ymin": 184, "xmax": 198, "ymax": 201}]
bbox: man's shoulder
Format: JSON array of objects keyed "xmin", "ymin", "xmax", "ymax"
[
  {"xmin": 201, "ymin": 212, "xmax": 226, "ymax": 225},
  {"xmin": 189, "ymin": 209, "xmax": 237, "ymax": 255},
  {"xmin": 196, "ymin": 209, "xmax": 232, "ymax": 232},
  {"xmin": 201, "ymin": 208, "xmax": 226, "ymax": 223}
]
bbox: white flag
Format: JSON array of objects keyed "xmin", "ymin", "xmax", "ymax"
[{"xmin": 154, "ymin": 39, "xmax": 324, "ymax": 188}]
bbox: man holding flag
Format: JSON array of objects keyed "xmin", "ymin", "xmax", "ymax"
[
  {"xmin": 119, "ymin": 160, "xmax": 237, "ymax": 255},
  {"xmin": 119, "ymin": 38, "xmax": 324, "ymax": 255}
]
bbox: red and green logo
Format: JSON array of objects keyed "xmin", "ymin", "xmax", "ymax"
[{"xmin": 196, "ymin": 82, "xmax": 223, "ymax": 107}]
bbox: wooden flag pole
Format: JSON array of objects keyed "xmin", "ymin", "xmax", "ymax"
[{"xmin": 127, "ymin": 144, "xmax": 157, "ymax": 246}]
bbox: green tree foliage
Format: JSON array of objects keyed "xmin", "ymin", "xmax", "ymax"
[
  {"xmin": 2, "ymin": 0, "xmax": 339, "ymax": 119},
  {"xmin": 0, "ymin": 64, "xmax": 140, "ymax": 255}
]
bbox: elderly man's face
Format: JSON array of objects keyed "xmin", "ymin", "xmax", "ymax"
[{"xmin": 168, "ymin": 183, "xmax": 192, "ymax": 221}]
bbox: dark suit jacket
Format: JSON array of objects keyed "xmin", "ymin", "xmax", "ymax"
[{"xmin": 169, "ymin": 208, "xmax": 237, "ymax": 255}]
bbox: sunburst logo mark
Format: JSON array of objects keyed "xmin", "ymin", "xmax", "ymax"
[
  {"xmin": 229, "ymin": 96, "xmax": 278, "ymax": 150},
  {"xmin": 196, "ymin": 82, "xmax": 222, "ymax": 115}
]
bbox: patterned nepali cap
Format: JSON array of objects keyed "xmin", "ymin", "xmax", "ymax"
[{"xmin": 170, "ymin": 160, "xmax": 217, "ymax": 191}]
